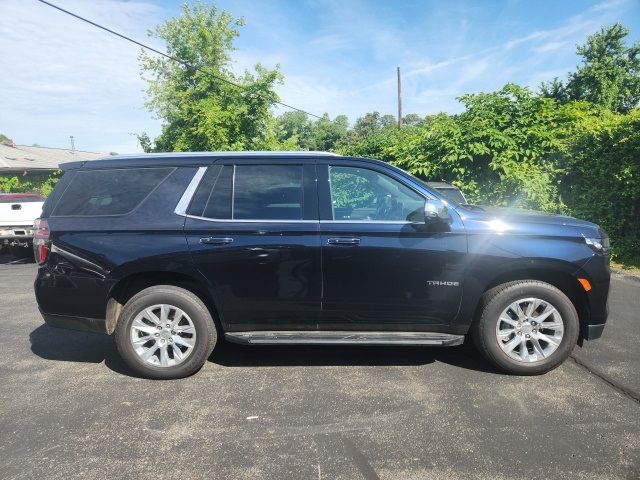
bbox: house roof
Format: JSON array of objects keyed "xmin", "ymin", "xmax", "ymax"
[{"xmin": 0, "ymin": 143, "xmax": 106, "ymax": 173}]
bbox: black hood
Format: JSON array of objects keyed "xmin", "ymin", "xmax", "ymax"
[{"xmin": 456, "ymin": 205, "xmax": 602, "ymax": 238}]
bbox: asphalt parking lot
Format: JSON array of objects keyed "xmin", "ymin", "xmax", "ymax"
[{"xmin": 0, "ymin": 253, "xmax": 638, "ymax": 480}]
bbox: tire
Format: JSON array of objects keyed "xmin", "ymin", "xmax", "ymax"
[
  {"xmin": 472, "ymin": 280, "xmax": 579, "ymax": 375},
  {"xmin": 115, "ymin": 285, "xmax": 217, "ymax": 379}
]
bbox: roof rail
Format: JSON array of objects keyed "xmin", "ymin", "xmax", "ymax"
[{"xmin": 103, "ymin": 151, "xmax": 341, "ymax": 160}]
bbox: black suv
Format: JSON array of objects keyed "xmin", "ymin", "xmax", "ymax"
[{"xmin": 34, "ymin": 152, "xmax": 610, "ymax": 379}]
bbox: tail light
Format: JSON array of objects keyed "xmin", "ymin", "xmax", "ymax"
[{"xmin": 33, "ymin": 218, "xmax": 50, "ymax": 264}]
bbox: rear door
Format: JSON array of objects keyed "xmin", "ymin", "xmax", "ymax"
[
  {"xmin": 317, "ymin": 160, "xmax": 466, "ymax": 331},
  {"xmin": 183, "ymin": 159, "xmax": 321, "ymax": 331}
]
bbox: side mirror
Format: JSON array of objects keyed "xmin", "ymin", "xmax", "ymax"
[{"xmin": 424, "ymin": 198, "xmax": 450, "ymax": 224}]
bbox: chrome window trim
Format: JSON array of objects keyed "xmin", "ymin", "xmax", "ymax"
[
  {"xmin": 320, "ymin": 220, "xmax": 416, "ymax": 224},
  {"xmin": 174, "ymin": 167, "xmax": 207, "ymax": 216},
  {"xmin": 180, "ymin": 214, "xmax": 413, "ymax": 225},
  {"xmin": 175, "ymin": 165, "xmax": 421, "ymax": 225},
  {"xmin": 231, "ymin": 165, "xmax": 236, "ymax": 220},
  {"xmin": 183, "ymin": 214, "xmax": 318, "ymax": 224}
]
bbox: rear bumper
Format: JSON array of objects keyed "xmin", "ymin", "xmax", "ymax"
[
  {"xmin": 41, "ymin": 312, "xmax": 108, "ymax": 334},
  {"xmin": 0, "ymin": 226, "xmax": 34, "ymax": 240}
]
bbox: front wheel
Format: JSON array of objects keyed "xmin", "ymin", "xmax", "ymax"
[
  {"xmin": 472, "ymin": 280, "xmax": 579, "ymax": 375},
  {"xmin": 115, "ymin": 285, "xmax": 217, "ymax": 379}
]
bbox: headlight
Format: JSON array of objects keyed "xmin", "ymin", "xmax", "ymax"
[
  {"xmin": 584, "ymin": 235, "xmax": 610, "ymax": 255},
  {"xmin": 584, "ymin": 237, "xmax": 603, "ymax": 251}
]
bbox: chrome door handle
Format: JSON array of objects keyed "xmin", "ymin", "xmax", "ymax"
[
  {"xmin": 327, "ymin": 237, "xmax": 360, "ymax": 246},
  {"xmin": 200, "ymin": 237, "xmax": 234, "ymax": 245}
]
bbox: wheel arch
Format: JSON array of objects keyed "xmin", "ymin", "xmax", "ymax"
[
  {"xmin": 105, "ymin": 271, "xmax": 221, "ymax": 335},
  {"xmin": 472, "ymin": 267, "xmax": 589, "ymax": 344}
]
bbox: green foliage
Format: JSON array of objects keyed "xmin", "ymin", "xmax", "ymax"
[
  {"xmin": 402, "ymin": 113, "xmax": 423, "ymax": 126},
  {"xmin": 558, "ymin": 108, "xmax": 640, "ymax": 263},
  {"xmin": 383, "ymin": 85, "xmax": 569, "ymax": 211},
  {"xmin": 329, "ymin": 171, "xmax": 375, "ymax": 209},
  {"xmin": 138, "ymin": 2, "xmax": 282, "ymax": 152},
  {"xmin": 0, "ymin": 171, "xmax": 61, "ymax": 195},
  {"xmin": 275, "ymin": 112, "xmax": 349, "ymax": 151},
  {"xmin": 337, "ymin": 122, "xmax": 410, "ymax": 162},
  {"xmin": 39, "ymin": 171, "xmax": 62, "ymax": 196},
  {"xmin": 541, "ymin": 23, "xmax": 640, "ymax": 113},
  {"xmin": 0, "ymin": 176, "xmax": 28, "ymax": 193}
]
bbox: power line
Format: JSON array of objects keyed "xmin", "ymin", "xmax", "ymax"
[{"xmin": 35, "ymin": 0, "xmax": 325, "ymax": 120}]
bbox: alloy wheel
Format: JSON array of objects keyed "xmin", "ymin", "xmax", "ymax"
[
  {"xmin": 495, "ymin": 297, "xmax": 564, "ymax": 363},
  {"xmin": 130, "ymin": 304, "xmax": 197, "ymax": 367}
]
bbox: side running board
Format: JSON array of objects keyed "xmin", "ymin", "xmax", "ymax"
[{"xmin": 225, "ymin": 331, "xmax": 464, "ymax": 346}]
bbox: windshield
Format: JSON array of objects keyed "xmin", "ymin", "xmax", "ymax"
[{"xmin": 435, "ymin": 187, "xmax": 466, "ymax": 204}]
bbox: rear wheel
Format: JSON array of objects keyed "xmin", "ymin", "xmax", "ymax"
[
  {"xmin": 115, "ymin": 285, "xmax": 216, "ymax": 379},
  {"xmin": 472, "ymin": 280, "xmax": 579, "ymax": 375}
]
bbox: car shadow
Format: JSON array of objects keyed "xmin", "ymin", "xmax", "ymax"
[
  {"xmin": 29, "ymin": 324, "xmax": 498, "ymax": 377},
  {"xmin": 0, "ymin": 251, "xmax": 34, "ymax": 265},
  {"xmin": 29, "ymin": 324, "xmax": 134, "ymax": 376},
  {"xmin": 210, "ymin": 341, "xmax": 496, "ymax": 373}
]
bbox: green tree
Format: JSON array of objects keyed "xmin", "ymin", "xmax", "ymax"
[
  {"xmin": 275, "ymin": 112, "xmax": 349, "ymax": 151},
  {"xmin": 306, "ymin": 114, "xmax": 349, "ymax": 151},
  {"xmin": 402, "ymin": 113, "xmax": 422, "ymax": 126},
  {"xmin": 337, "ymin": 122, "xmax": 408, "ymax": 162},
  {"xmin": 353, "ymin": 112, "xmax": 384, "ymax": 138},
  {"xmin": 541, "ymin": 23, "xmax": 640, "ymax": 113},
  {"xmin": 138, "ymin": 2, "xmax": 282, "ymax": 152},
  {"xmin": 558, "ymin": 105, "xmax": 640, "ymax": 263},
  {"xmin": 380, "ymin": 114, "xmax": 396, "ymax": 128},
  {"xmin": 386, "ymin": 85, "xmax": 569, "ymax": 210},
  {"xmin": 275, "ymin": 111, "xmax": 311, "ymax": 148}
]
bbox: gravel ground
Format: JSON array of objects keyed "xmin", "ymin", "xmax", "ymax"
[{"xmin": 0, "ymin": 255, "xmax": 638, "ymax": 480}]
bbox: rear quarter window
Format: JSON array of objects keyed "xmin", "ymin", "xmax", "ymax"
[{"xmin": 52, "ymin": 167, "xmax": 174, "ymax": 217}]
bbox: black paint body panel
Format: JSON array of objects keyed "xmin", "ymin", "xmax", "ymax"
[{"xmin": 35, "ymin": 153, "xmax": 611, "ymax": 341}]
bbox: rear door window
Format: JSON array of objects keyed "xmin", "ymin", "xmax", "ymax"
[
  {"xmin": 187, "ymin": 165, "xmax": 233, "ymax": 219},
  {"xmin": 52, "ymin": 167, "xmax": 173, "ymax": 216},
  {"xmin": 234, "ymin": 165, "xmax": 303, "ymax": 220},
  {"xmin": 188, "ymin": 164, "xmax": 306, "ymax": 221}
]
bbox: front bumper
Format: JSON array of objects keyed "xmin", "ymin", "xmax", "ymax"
[
  {"xmin": 584, "ymin": 323, "xmax": 606, "ymax": 340},
  {"xmin": 578, "ymin": 254, "xmax": 611, "ymax": 341}
]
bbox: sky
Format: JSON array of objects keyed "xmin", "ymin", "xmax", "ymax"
[{"xmin": 1, "ymin": 0, "xmax": 638, "ymax": 153}]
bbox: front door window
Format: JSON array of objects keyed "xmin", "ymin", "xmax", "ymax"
[{"xmin": 329, "ymin": 166, "xmax": 424, "ymax": 222}]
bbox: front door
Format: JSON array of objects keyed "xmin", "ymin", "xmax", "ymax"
[
  {"xmin": 317, "ymin": 162, "xmax": 466, "ymax": 331},
  {"xmin": 183, "ymin": 161, "xmax": 321, "ymax": 331}
]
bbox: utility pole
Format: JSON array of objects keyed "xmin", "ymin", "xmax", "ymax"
[
  {"xmin": 70, "ymin": 135, "xmax": 75, "ymax": 152},
  {"xmin": 397, "ymin": 66, "xmax": 402, "ymax": 129}
]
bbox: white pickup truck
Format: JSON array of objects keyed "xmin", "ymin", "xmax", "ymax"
[{"xmin": 0, "ymin": 193, "xmax": 45, "ymax": 257}]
